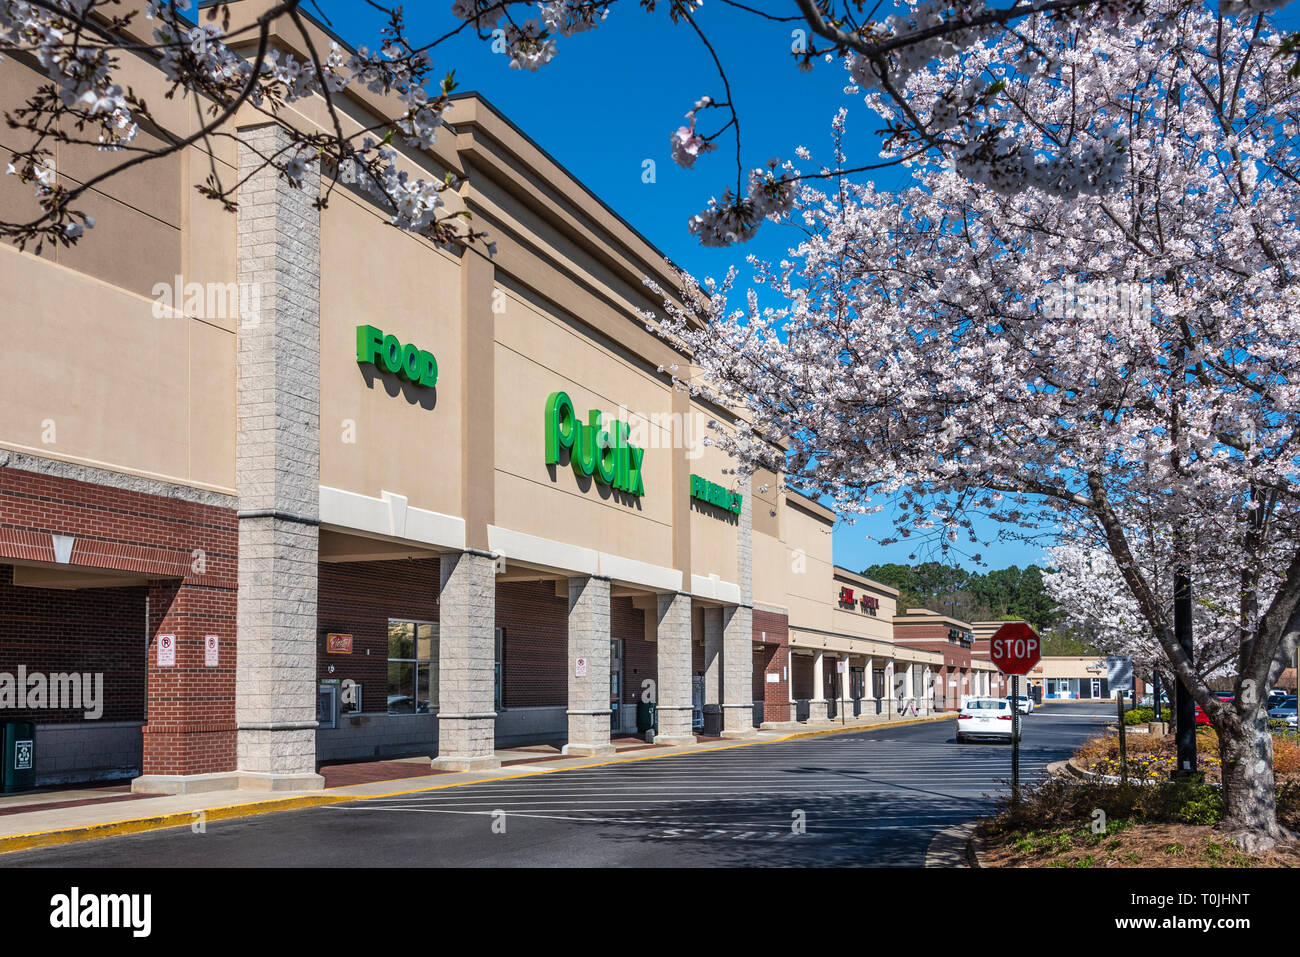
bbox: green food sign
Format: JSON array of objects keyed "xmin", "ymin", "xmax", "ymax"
[
  {"xmin": 691, "ymin": 474, "xmax": 742, "ymax": 515},
  {"xmin": 356, "ymin": 324, "xmax": 438, "ymax": 387},
  {"xmin": 545, "ymin": 391, "xmax": 645, "ymax": 496}
]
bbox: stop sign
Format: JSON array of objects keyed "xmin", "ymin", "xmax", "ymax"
[{"xmin": 989, "ymin": 622, "xmax": 1042, "ymax": 676}]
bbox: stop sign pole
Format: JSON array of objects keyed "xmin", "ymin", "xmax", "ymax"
[{"xmin": 989, "ymin": 623, "xmax": 1043, "ymax": 805}]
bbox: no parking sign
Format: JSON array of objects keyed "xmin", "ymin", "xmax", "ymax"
[{"xmin": 157, "ymin": 634, "xmax": 176, "ymax": 667}]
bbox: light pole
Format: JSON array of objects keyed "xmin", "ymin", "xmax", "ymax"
[{"xmin": 1172, "ymin": 568, "xmax": 1198, "ymax": 778}]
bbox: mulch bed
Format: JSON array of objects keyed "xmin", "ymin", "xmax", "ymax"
[{"xmin": 978, "ymin": 821, "xmax": 1300, "ymax": 868}]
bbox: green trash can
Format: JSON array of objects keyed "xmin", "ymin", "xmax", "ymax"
[
  {"xmin": 636, "ymin": 700, "xmax": 657, "ymax": 734},
  {"xmin": 3, "ymin": 721, "xmax": 35, "ymax": 793}
]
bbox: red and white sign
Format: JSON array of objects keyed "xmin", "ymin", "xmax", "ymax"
[
  {"xmin": 989, "ymin": 622, "xmax": 1042, "ymax": 676},
  {"xmin": 575, "ymin": 656, "xmax": 588, "ymax": 678},
  {"xmin": 157, "ymin": 634, "xmax": 176, "ymax": 667},
  {"xmin": 204, "ymin": 634, "xmax": 219, "ymax": 667},
  {"xmin": 326, "ymin": 633, "xmax": 353, "ymax": 654}
]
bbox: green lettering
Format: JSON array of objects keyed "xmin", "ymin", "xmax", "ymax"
[
  {"xmin": 614, "ymin": 421, "xmax": 629, "ymax": 490},
  {"xmin": 572, "ymin": 410, "xmax": 600, "ymax": 478},
  {"xmin": 380, "ymin": 335, "xmax": 403, "ymax": 374},
  {"xmin": 595, "ymin": 419, "xmax": 617, "ymax": 485},
  {"xmin": 627, "ymin": 444, "xmax": 645, "ymax": 496},
  {"xmin": 544, "ymin": 391, "xmax": 576, "ymax": 464},
  {"xmin": 400, "ymin": 343, "xmax": 422, "ymax": 381},
  {"xmin": 356, "ymin": 324, "xmax": 385, "ymax": 365},
  {"xmin": 418, "ymin": 350, "xmax": 438, "ymax": 387}
]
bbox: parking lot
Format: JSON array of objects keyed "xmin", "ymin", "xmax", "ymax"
[{"xmin": 3, "ymin": 703, "xmax": 1114, "ymax": 868}]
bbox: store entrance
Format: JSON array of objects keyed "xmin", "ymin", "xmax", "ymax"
[{"xmin": 610, "ymin": 638, "xmax": 623, "ymax": 732}]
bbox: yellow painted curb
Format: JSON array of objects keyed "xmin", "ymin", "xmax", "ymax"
[
  {"xmin": 0, "ymin": 711, "xmax": 957, "ymax": 854},
  {"xmin": 0, "ymin": 793, "xmax": 348, "ymax": 855}
]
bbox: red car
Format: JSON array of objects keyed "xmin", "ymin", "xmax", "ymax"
[{"xmin": 1195, "ymin": 692, "xmax": 1234, "ymax": 726}]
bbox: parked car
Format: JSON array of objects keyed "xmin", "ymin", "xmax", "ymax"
[
  {"xmin": 1268, "ymin": 697, "xmax": 1297, "ymax": 730},
  {"xmin": 1268, "ymin": 689, "xmax": 1292, "ymax": 710},
  {"xmin": 1194, "ymin": 703, "xmax": 1214, "ymax": 727},
  {"xmin": 957, "ymin": 697, "xmax": 1019, "ymax": 744},
  {"xmin": 1006, "ymin": 694, "xmax": 1034, "ymax": 715}
]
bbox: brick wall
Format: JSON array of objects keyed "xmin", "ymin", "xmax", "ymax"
[
  {"xmin": 498, "ymin": 580, "xmax": 567, "ymax": 708},
  {"xmin": 317, "ymin": 565, "xmax": 653, "ymax": 713},
  {"xmin": 0, "ymin": 564, "xmax": 146, "ymax": 723},
  {"xmin": 317, "ymin": 558, "xmax": 440, "ymax": 714},
  {"xmin": 754, "ymin": 609, "xmax": 789, "ymax": 721},
  {"xmin": 619, "ymin": 600, "xmax": 654, "ymax": 709},
  {"xmin": 792, "ymin": 652, "xmax": 814, "ymax": 700},
  {"xmin": 0, "ymin": 464, "xmax": 238, "ymax": 777}
]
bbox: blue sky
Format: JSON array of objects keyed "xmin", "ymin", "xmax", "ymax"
[{"xmin": 311, "ymin": 1, "xmax": 1297, "ymax": 574}]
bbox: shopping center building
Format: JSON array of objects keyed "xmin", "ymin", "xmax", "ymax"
[
  {"xmin": 896, "ymin": 609, "xmax": 1006, "ymax": 710},
  {"xmin": 0, "ymin": 2, "xmax": 952, "ymax": 792}
]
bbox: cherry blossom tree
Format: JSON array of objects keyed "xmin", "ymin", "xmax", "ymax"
[
  {"xmin": 648, "ymin": 0, "xmax": 1300, "ymax": 850},
  {"xmin": 6, "ymin": 0, "xmax": 1279, "ymax": 252},
  {"xmin": 1043, "ymin": 541, "xmax": 1241, "ymax": 687}
]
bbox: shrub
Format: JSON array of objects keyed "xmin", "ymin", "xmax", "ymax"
[
  {"xmin": 986, "ymin": 776, "xmax": 1225, "ymax": 836},
  {"xmin": 1123, "ymin": 707, "xmax": 1171, "ymax": 725},
  {"xmin": 1273, "ymin": 734, "xmax": 1300, "ymax": 777}
]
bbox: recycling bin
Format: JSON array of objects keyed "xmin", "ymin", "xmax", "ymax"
[
  {"xmin": 3, "ymin": 721, "xmax": 36, "ymax": 793},
  {"xmin": 636, "ymin": 700, "xmax": 657, "ymax": 733}
]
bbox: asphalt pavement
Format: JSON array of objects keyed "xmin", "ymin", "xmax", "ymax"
[{"xmin": 2, "ymin": 702, "xmax": 1113, "ymax": 867}]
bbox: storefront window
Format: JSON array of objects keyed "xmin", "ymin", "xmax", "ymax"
[{"xmin": 388, "ymin": 620, "xmax": 438, "ymax": 715}]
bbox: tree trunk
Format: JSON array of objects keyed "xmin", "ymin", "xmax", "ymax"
[{"xmin": 1216, "ymin": 709, "xmax": 1288, "ymax": 854}]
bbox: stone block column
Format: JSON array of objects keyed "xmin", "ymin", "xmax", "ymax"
[
  {"xmin": 234, "ymin": 123, "xmax": 324, "ymax": 791},
  {"xmin": 723, "ymin": 471, "xmax": 754, "ymax": 736},
  {"xmin": 721, "ymin": 603, "xmax": 754, "ymax": 736},
  {"xmin": 810, "ymin": 651, "xmax": 829, "ymax": 720},
  {"xmin": 655, "ymin": 592, "xmax": 695, "ymax": 745},
  {"xmin": 432, "ymin": 550, "xmax": 500, "ymax": 770},
  {"xmin": 565, "ymin": 574, "xmax": 615, "ymax": 756}
]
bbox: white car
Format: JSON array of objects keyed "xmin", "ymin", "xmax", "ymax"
[
  {"xmin": 957, "ymin": 697, "xmax": 1020, "ymax": 744},
  {"xmin": 1007, "ymin": 694, "xmax": 1034, "ymax": 715}
]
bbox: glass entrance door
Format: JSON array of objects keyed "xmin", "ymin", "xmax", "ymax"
[{"xmin": 610, "ymin": 638, "xmax": 622, "ymax": 732}]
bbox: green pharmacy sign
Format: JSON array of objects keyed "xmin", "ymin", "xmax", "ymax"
[
  {"xmin": 691, "ymin": 474, "xmax": 742, "ymax": 515},
  {"xmin": 545, "ymin": 391, "xmax": 645, "ymax": 496},
  {"xmin": 356, "ymin": 324, "xmax": 438, "ymax": 387}
]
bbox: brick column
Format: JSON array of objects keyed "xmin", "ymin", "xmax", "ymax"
[
  {"xmin": 565, "ymin": 574, "xmax": 615, "ymax": 756},
  {"xmin": 432, "ymin": 550, "xmax": 500, "ymax": 770},
  {"xmin": 655, "ymin": 592, "xmax": 695, "ymax": 745},
  {"xmin": 234, "ymin": 123, "xmax": 323, "ymax": 790},
  {"xmin": 142, "ymin": 580, "xmax": 238, "ymax": 780},
  {"xmin": 702, "ymin": 605, "xmax": 722, "ymax": 731},
  {"xmin": 759, "ymin": 639, "xmax": 789, "ymax": 724}
]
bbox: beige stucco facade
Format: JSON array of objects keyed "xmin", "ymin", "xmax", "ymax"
[{"xmin": 0, "ymin": 1, "xmax": 951, "ymax": 785}]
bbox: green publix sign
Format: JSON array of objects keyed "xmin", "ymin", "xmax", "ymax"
[
  {"xmin": 545, "ymin": 391, "xmax": 645, "ymax": 496},
  {"xmin": 356, "ymin": 324, "xmax": 438, "ymax": 387},
  {"xmin": 691, "ymin": 474, "xmax": 742, "ymax": 515}
]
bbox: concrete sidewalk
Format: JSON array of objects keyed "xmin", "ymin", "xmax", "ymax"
[{"xmin": 0, "ymin": 712, "xmax": 953, "ymax": 855}]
